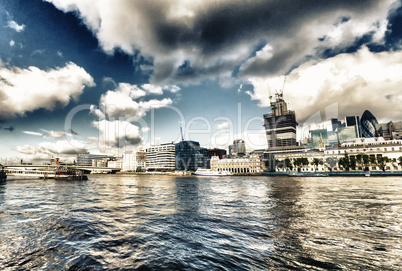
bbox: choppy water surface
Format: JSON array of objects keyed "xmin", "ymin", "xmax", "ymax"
[{"xmin": 0, "ymin": 175, "xmax": 401, "ymax": 270}]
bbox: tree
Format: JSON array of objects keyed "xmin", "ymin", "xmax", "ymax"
[
  {"xmin": 338, "ymin": 154, "xmax": 350, "ymax": 171},
  {"xmin": 285, "ymin": 158, "xmax": 293, "ymax": 171},
  {"xmin": 362, "ymin": 154, "xmax": 370, "ymax": 166},
  {"xmin": 294, "ymin": 157, "xmax": 309, "ymax": 172},
  {"xmin": 311, "ymin": 158, "xmax": 324, "ymax": 172},
  {"xmin": 377, "ymin": 156, "xmax": 390, "ymax": 171},
  {"xmin": 350, "ymin": 156, "xmax": 357, "ymax": 170},
  {"xmin": 398, "ymin": 156, "xmax": 402, "ymax": 167}
]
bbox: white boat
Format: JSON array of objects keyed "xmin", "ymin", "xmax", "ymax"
[{"xmin": 193, "ymin": 169, "xmax": 233, "ymax": 176}]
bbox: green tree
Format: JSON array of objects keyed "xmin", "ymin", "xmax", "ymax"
[
  {"xmin": 350, "ymin": 156, "xmax": 357, "ymax": 170},
  {"xmin": 311, "ymin": 158, "xmax": 324, "ymax": 172},
  {"xmin": 362, "ymin": 154, "xmax": 370, "ymax": 166},
  {"xmin": 285, "ymin": 158, "xmax": 293, "ymax": 171},
  {"xmin": 377, "ymin": 156, "xmax": 390, "ymax": 171},
  {"xmin": 338, "ymin": 154, "xmax": 350, "ymax": 171},
  {"xmin": 398, "ymin": 156, "xmax": 402, "ymax": 166}
]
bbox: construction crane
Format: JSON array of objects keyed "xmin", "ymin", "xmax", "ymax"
[
  {"xmin": 180, "ymin": 126, "xmax": 184, "ymax": 141},
  {"xmin": 275, "ymin": 76, "xmax": 286, "ymax": 100}
]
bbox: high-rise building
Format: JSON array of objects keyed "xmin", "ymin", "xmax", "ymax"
[
  {"xmin": 175, "ymin": 141, "xmax": 210, "ymax": 171},
  {"xmin": 146, "ymin": 143, "xmax": 176, "ymax": 172},
  {"xmin": 263, "ymin": 90, "xmax": 297, "ymax": 148},
  {"xmin": 345, "ymin": 115, "xmax": 362, "ymax": 138},
  {"xmin": 207, "ymin": 148, "xmax": 227, "ymax": 159},
  {"xmin": 360, "ymin": 110, "xmax": 378, "ymax": 138},
  {"xmin": 232, "ymin": 139, "xmax": 246, "ymax": 156}
]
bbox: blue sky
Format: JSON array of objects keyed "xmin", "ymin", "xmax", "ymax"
[{"xmin": 1, "ymin": 0, "xmax": 402, "ymax": 163}]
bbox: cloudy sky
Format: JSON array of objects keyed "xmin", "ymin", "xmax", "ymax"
[{"xmin": 1, "ymin": 0, "xmax": 402, "ymax": 162}]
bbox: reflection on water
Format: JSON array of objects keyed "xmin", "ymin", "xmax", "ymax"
[{"xmin": 0, "ymin": 175, "xmax": 401, "ymax": 270}]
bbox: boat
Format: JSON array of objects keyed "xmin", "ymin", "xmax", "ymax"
[
  {"xmin": 54, "ymin": 166, "xmax": 88, "ymax": 181},
  {"xmin": 288, "ymin": 172, "xmax": 328, "ymax": 177},
  {"xmin": 0, "ymin": 165, "xmax": 7, "ymax": 182},
  {"xmin": 193, "ymin": 168, "xmax": 233, "ymax": 176}
]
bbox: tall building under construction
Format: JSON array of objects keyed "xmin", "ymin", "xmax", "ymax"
[{"xmin": 263, "ymin": 86, "xmax": 298, "ymax": 148}]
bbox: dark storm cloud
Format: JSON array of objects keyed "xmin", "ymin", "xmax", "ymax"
[{"xmin": 47, "ymin": 0, "xmax": 398, "ymax": 84}]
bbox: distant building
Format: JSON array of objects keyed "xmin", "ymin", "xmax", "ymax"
[
  {"xmin": 77, "ymin": 154, "xmax": 115, "ymax": 166},
  {"xmin": 146, "ymin": 143, "xmax": 175, "ymax": 172},
  {"xmin": 263, "ymin": 90, "xmax": 297, "ymax": 148},
  {"xmin": 175, "ymin": 141, "xmax": 210, "ymax": 171},
  {"xmin": 338, "ymin": 126, "xmax": 358, "ymax": 143},
  {"xmin": 232, "ymin": 139, "xmax": 246, "ymax": 157},
  {"xmin": 376, "ymin": 121, "xmax": 402, "ymax": 140},
  {"xmin": 361, "ymin": 110, "xmax": 378, "ymax": 138},
  {"xmin": 208, "ymin": 148, "xmax": 227, "ymax": 159},
  {"xmin": 210, "ymin": 154, "xmax": 262, "ymax": 175},
  {"xmin": 345, "ymin": 115, "xmax": 362, "ymax": 138},
  {"xmin": 108, "ymin": 159, "xmax": 123, "ymax": 169}
]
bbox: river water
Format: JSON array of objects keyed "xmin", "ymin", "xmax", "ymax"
[{"xmin": 0, "ymin": 175, "xmax": 401, "ymax": 270}]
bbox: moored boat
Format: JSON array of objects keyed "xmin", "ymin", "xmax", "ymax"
[
  {"xmin": 54, "ymin": 166, "xmax": 88, "ymax": 180},
  {"xmin": 0, "ymin": 165, "xmax": 7, "ymax": 182},
  {"xmin": 193, "ymin": 168, "xmax": 233, "ymax": 176}
]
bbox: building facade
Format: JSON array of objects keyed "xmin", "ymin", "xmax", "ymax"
[
  {"xmin": 146, "ymin": 143, "xmax": 176, "ymax": 172},
  {"xmin": 207, "ymin": 148, "xmax": 227, "ymax": 159},
  {"xmin": 77, "ymin": 154, "xmax": 115, "ymax": 166},
  {"xmin": 376, "ymin": 121, "xmax": 402, "ymax": 140},
  {"xmin": 275, "ymin": 138, "xmax": 402, "ymax": 172},
  {"xmin": 210, "ymin": 154, "xmax": 262, "ymax": 175},
  {"xmin": 175, "ymin": 141, "xmax": 210, "ymax": 171},
  {"xmin": 263, "ymin": 92, "xmax": 297, "ymax": 148},
  {"xmin": 232, "ymin": 139, "xmax": 246, "ymax": 156},
  {"xmin": 361, "ymin": 110, "xmax": 378, "ymax": 138}
]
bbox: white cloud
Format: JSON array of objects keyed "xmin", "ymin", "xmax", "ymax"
[
  {"xmin": 93, "ymin": 83, "xmax": 174, "ymax": 120},
  {"xmin": 7, "ymin": 20, "xmax": 25, "ymax": 32},
  {"xmin": 217, "ymin": 121, "xmax": 230, "ymax": 130},
  {"xmin": 247, "ymin": 47, "xmax": 402, "ymax": 123},
  {"xmin": 45, "ymin": 0, "xmax": 398, "ymax": 85},
  {"xmin": 23, "ymin": 129, "xmax": 80, "ymax": 139},
  {"xmin": 15, "ymin": 139, "xmax": 89, "ymax": 162},
  {"xmin": 92, "ymin": 119, "xmax": 142, "ymax": 148},
  {"xmin": 0, "ymin": 62, "xmax": 95, "ymax": 122},
  {"xmin": 9, "ymin": 40, "xmax": 15, "ymax": 47},
  {"xmin": 141, "ymin": 84, "xmax": 163, "ymax": 95}
]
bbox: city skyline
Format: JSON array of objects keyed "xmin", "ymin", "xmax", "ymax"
[{"xmin": 1, "ymin": 0, "xmax": 402, "ymax": 163}]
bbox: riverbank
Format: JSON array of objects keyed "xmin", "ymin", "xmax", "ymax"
[{"xmin": 262, "ymin": 171, "xmax": 402, "ymax": 177}]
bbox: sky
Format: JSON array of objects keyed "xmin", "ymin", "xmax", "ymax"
[{"xmin": 1, "ymin": 0, "xmax": 402, "ymax": 163}]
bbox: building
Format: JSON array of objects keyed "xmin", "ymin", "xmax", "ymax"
[
  {"xmin": 376, "ymin": 121, "xmax": 402, "ymax": 140},
  {"xmin": 232, "ymin": 139, "xmax": 246, "ymax": 157},
  {"xmin": 108, "ymin": 159, "xmax": 123, "ymax": 169},
  {"xmin": 136, "ymin": 150, "xmax": 146, "ymax": 170},
  {"xmin": 123, "ymin": 151, "xmax": 137, "ymax": 172},
  {"xmin": 210, "ymin": 154, "xmax": 262, "ymax": 175},
  {"xmin": 208, "ymin": 148, "xmax": 227, "ymax": 159},
  {"xmin": 345, "ymin": 115, "xmax": 362, "ymax": 138},
  {"xmin": 77, "ymin": 154, "xmax": 115, "ymax": 166},
  {"xmin": 263, "ymin": 90, "xmax": 297, "ymax": 148},
  {"xmin": 361, "ymin": 110, "xmax": 378, "ymax": 138},
  {"xmin": 275, "ymin": 138, "xmax": 402, "ymax": 172},
  {"xmin": 175, "ymin": 141, "xmax": 211, "ymax": 171},
  {"xmin": 146, "ymin": 143, "xmax": 176, "ymax": 172},
  {"xmin": 337, "ymin": 126, "xmax": 358, "ymax": 143}
]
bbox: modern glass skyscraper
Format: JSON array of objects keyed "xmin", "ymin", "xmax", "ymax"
[
  {"xmin": 360, "ymin": 110, "xmax": 378, "ymax": 138},
  {"xmin": 175, "ymin": 141, "xmax": 210, "ymax": 171}
]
